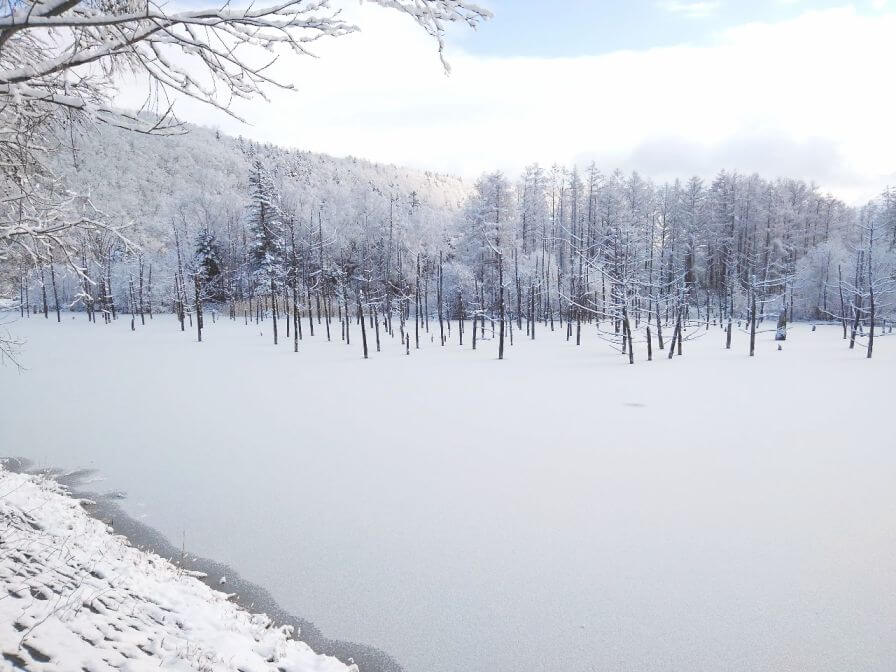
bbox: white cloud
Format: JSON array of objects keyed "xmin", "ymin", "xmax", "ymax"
[
  {"xmin": 656, "ymin": 1, "xmax": 722, "ymax": 18},
  {"xmin": 116, "ymin": 5, "xmax": 896, "ymax": 204}
]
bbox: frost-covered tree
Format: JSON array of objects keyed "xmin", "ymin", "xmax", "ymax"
[
  {"xmin": 247, "ymin": 160, "xmax": 285, "ymax": 343},
  {"xmin": 193, "ymin": 228, "xmax": 225, "ymax": 301},
  {"xmin": 457, "ymin": 171, "xmax": 514, "ymax": 357},
  {"xmin": 831, "ymin": 197, "xmax": 896, "ymax": 358}
]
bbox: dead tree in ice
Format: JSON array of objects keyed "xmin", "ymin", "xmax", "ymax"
[
  {"xmin": 194, "ymin": 272, "xmax": 203, "ymax": 342},
  {"xmin": 415, "ymin": 254, "xmax": 421, "ymax": 350},
  {"xmin": 358, "ymin": 291, "xmax": 369, "ymax": 359},
  {"xmin": 775, "ymin": 312, "xmax": 787, "ymax": 341},
  {"xmin": 438, "ymin": 251, "xmax": 445, "ymax": 346}
]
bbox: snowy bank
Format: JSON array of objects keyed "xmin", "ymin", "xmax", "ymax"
[{"xmin": 0, "ymin": 465, "xmax": 354, "ymax": 672}]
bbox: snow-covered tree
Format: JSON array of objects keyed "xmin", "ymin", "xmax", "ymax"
[
  {"xmin": 246, "ymin": 160, "xmax": 286, "ymax": 343},
  {"xmin": 193, "ymin": 228, "xmax": 225, "ymax": 301}
]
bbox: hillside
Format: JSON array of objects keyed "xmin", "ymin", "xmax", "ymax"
[{"xmin": 52, "ymin": 120, "xmax": 468, "ymax": 256}]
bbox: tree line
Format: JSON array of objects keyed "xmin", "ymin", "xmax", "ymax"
[{"xmin": 12, "ymin": 138, "xmax": 895, "ymax": 361}]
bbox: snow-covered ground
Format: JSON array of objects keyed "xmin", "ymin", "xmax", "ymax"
[
  {"xmin": 0, "ymin": 463, "xmax": 353, "ymax": 672},
  {"xmin": 2, "ymin": 313, "xmax": 895, "ymax": 672}
]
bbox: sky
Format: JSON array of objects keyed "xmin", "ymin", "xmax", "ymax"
[
  {"xmin": 119, "ymin": 0, "xmax": 896, "ymax": 203},
  {"xmin": 453, "ymin": 0, "xmax": 873, "ymax": 56}
]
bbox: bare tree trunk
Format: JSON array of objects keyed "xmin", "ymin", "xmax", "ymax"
[
  {"xmin": 373, "ymin": 305, "xmax": 381, "ymax": 352},
  {"xmin": 515, "ymin": 248, "xmax": 522, "ymax": 330},
  {"xmin": 548, "ymin": 271, "xmax": 554, "ymax": 331},
  {"xmin": 530, "ymin": 283, "xmax": 536, "ymax": 340},
  {"xmin": 705, "ymin": 292, "xmax": 710, "ymax": 331},
  {"xmin": 424, "ymin": 263, "xmax": 430, "ymax": 334},
  {"xmin": 677, "ymin": 316, "xmax": 683, "ymax": 356},
  {"xmin": 867, "ymin": 281, "xmax": 875, "ymax": 359},
  {"xmin": 137, "ymin": 257, "xmax": 145, "ymax": 325},
  {"xmin": 849, "ymin": 252, "xmax": 864, "ymax": 349},
  {"xmin": 147, "ymin": 264, "xmax": 153, "ymax": 319},
  {"xmin": 306, "ymin": 283, "xmax": 315, "ymax": 337},
  {"xmin": 80, "ymin": 250, "xmax": 93, "ymax": 322},
  {"xmin": 667, "ymin": 317, "xmax": 680, "ymax": 360},
  {"xmin": 128, "ymin": 276, "xmax": 137, "ymax": 331},
  {"xmin": 292, "ymin": 276, "xmax": 300, "ymax": 353},
  {"xmin": 106, "ymin": 257, "xmax": 116, "ymax": 320},
  {"xmin": 25, "ymin": 274, "xmax": 32, "ymax": 318},
  {"xmin": 49, "ymin": 259, "xmax": 60, "ymax": 322},
  {"xmin": 775, "ymin": 311, "xmax": 787, "ymax": 341},
  {"xmin": 498, "ymin": 255, "xmax": 505, "ymax": 360},
  {"xmin": 195, "ymin": 273, "xmax": 203, "ymax": 342},
  {"xmin": 39, "ymin": 265, "xmax": 48, "ymax": 318},
  {"xmin": 837, "ymin": 264, "xmax": 847, "ymax": 339},
  {"xmin": 849, "ymin": 305, "xmax": 860, "ymax": 350},
  {"xmin": 174, "ymin": 273, "xmax": 185, "ymax": 330},
  {"xmin": 270, "ymin": 278, "xmax": 278, "ymax": 345},
  {"xmin": 557, "ymin": 268, "xmax": 563, "ymax": 328},
  {"xmin": 623, "ymin": 308, "xmax": 633, "ymax": 364},
  {"xmin": 472, "ymin": 313, "xmax": 477, "ymax": 350},
  {"xmin": 458, "ymin": 292, "xmax": 464, "ymax": 346},
  {"xmin": 358, "ymin": 292, "xmax": 368, "ymax": 359},
  {"xmin": 285, "ymin": 290, "xmax": 290, "ymax": 340},
  {"xmin": 749, "ymin": 290, "xmax": 757, "ymax": 357},
  {"xmin": 415, "ymin": 254, "xmax": 421, "ymax": 350},
  {"xmin": 343, "ymin": 286, "xmax": 350, "ymax": 346},
  {"xmin": 621, "ymin": 313, "xmax": 627, "ymax": 353},
  {"xmin": 438, "ymin": 252, "xmax": 445, "ymax": 346}
]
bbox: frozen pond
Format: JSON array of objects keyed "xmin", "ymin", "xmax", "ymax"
[{"xmin": 2, "ymin": 314, "xmax": 895, "ymax": 672}]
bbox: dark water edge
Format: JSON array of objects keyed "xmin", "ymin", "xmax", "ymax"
[{"xmin": 2, "ymin": 456, "xmax": 406, "ymax": 672}]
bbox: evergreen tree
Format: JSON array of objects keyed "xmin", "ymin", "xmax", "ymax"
[
  {"xmin": 247, "ymin": 159, "xmax": 286, "ymax": 288},
  {"xmin": 193, "ymin": 228, "xmax": 225, "ymax": 300}
]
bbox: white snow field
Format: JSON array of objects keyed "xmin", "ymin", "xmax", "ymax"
[
  {"xmin": 0, "ymin": 465, "xmax": 353, "ymax": 672},
  {"xmin": 1, "ymin": 314, "xmax": 895, "ymax": 672}
]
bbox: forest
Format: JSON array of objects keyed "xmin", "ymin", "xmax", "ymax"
[{"xmin": 4, "ymin": 120, "xmax": 895, "ymax": 363}]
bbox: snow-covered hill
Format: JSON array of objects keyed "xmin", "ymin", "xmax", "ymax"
[{"xmin": 50, "ymin": 121, "xmax": 469, "ymax": 254}]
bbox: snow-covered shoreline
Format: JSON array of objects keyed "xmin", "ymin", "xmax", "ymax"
[{"xmin": 0, "ymin": 463, "xmax": 356, "ymax": 672}]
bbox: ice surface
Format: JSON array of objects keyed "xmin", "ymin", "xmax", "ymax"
[{"xmin": 2, "ymin": 314, "xmax": 894, "ymax": 672}]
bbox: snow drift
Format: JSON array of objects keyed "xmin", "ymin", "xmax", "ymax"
[{"xmin": 0, "ymin": 464, "xmax": 354, "ymax": 672}]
